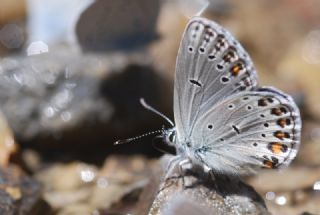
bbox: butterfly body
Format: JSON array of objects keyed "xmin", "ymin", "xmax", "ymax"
[{"xmin": 164, "ymin": 17, "xmax": 301, "ymax": 175}]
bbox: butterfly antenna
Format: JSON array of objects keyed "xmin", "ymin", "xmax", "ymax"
[
  {"xmin": 114, "ymin": 129, "xmax": 163, "ymax": 145},
  {"xmin": 140, "ymin": 98, "xmax": 174, "ymax": 127}
]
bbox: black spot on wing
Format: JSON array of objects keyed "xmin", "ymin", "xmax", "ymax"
[
  {"xmin": 189, "ymin": 79, "xmax": 202, "ymax": 87},
  {"xmin": 232, "ymin": 125, "xmax": 240, "ymax": 134}
]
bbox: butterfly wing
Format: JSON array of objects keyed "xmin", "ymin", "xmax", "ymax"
[
  {"xmin": 174, "ymin": 17, "xmax": 257, "ymax": 142},
  {"xmin": 191, "ymin": 87, "xmax": 301, "ymax": 174},
  {"xmin": 173, "ymin": 17, "xmax": 301, "ymax": 174}
]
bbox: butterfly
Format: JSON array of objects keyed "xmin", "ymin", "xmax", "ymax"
[{"xmin": 159, "ymin": 16, "xmax": 302, "ymax": 175}]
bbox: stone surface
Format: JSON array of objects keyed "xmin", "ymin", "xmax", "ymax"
[
  {"xmin": 247, "ymin": 166, "xmax": 320, "ymax": 215},
  {"xmin": 148, "ymin": 156, "xmax": 269, "ymax": 215},
  {"xmin": 0, "ymin": 165, "xmax": 52, "ymax": 215},
  {"xmin": 0, "ymin": 111, "xmax": 17, "ymax": 167},
  {"xmin": 1, "ymin": 1, "xmax": 320, "ymax": 215},
  {"xmin": 0, "ymin": 0, "xmax": 26, "ymax": 25},
  {"xmin": 35, "ymin": 162, "xmax": 97, "ymax": 209},
  {"xmin": 248, "ymin": 167, "xmax": 320, "ymax": 193},
  {"xmin": 89, "ymin": 155, "xmax": 149, "ymax": 210},
  {"xmin": 278, "ymin": 39, "xmax": 320, "ymax": 120},
  {"xmin": 35, "ymin": 156, "xmax": 152, "ymax": 214},
  {"xmin": 149, "ymin": 1, "xmax": 187, "ymax": 80},
  {"xmin": 0, "ymin": 0, "xmax": 26, "ymax": 56},
  {"xmin": 267, "ymin": 196, "xmax": 320, "ymax": 215},
  {"xmin": 0, "ymin": 49, "xmax": 169, "ymax": 158},
  {"xmin": 296, "ymin": 121, "xmax": 320, "ymax": 166},
  {"xmin": 57, "ymin": 203, "xmax": 96, "ymax": 215},
  {"xmin": 76, "ymin": 0, "xmax": 160, "ymax": 51}
]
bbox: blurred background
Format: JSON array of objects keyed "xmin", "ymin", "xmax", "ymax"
[{"xmin": 0, "ymin": 0, "xmax": 320, "ymax": 214}]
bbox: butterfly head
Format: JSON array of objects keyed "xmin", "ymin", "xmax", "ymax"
[{"xmin": 163, "ymin": 127, "xmax": 177, "ymax": 146}]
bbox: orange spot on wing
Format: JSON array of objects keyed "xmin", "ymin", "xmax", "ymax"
[
  {"xmin": 271, "ymin": 108, "xmax": 282, "ymax": 116},
  {"xmin": 274, "ymin": 131, "xmax": 285, "ymax": 140},
  {"xmin": 277, "ymin": 119, "xmax": 286, "ymax": 128},
  {"xmin": 258, "ymin": 98, "xmax": 268, "ymax": 107},
  {"xmin": 263, "ymin": 160, "xmax": 274, "ymax": 169},
  {"xmin": 231, "ymin": 66, "xmax": 240, "ymax": 76},
  {"xmin": 268, "ymin": 142, "xmax": 288, "ymax": 153},
  {"xmin": 223, "ymin": 52, "xmax": 234, "ymax": 62},
  {"xmin": 271, "ymin": 143, "xmax": 283, "ymax": 154},
  {"xmin": 231, "ymin": 63, "xmax": 243, "ymax": 76}
]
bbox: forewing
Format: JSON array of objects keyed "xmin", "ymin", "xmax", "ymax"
[
  {"xmin": 174, "ymin": 17, "xmax": 257, "ymax": 141},
  {"xmin": 192, "ymin": 87, "xmax": 301, "ymax": 174}
]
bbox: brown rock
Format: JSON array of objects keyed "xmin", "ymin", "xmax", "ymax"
[
  {"xmin": 149, "ymin": 1, "xmax": 187, "ymax": 80},
  {"xmin": 0, "ymin": 111, "xmax": 17, "ymax": 167},
  {"xmin": 296, "ymin": 121, "xmax": 320, "ymax": 166},
  {"xmin": 0, "ymin": 0, "xmax": 26, "ymax": 25},
  {"xmin": 0, "ymin": 165, "xmax": 52, "ymax": 215},
  {"xmin": 35, "ymin": 156, "xmax": 153, "ymax": 214},
  {"xmin": 35, "ymin": 162, "xmax": 98, "ymax": 209},
  {"xmin": 266, "ymin": 194, "xmax": 320, "ymax": 215},
  {"xmin": 248, "ymin": 167, "xmax": 320, "ymax": 193},
  {"xmin": 91, "ymin": 156, "xmax": 150, "ymax": 210},
  {"xmin": 57, "ymin": 203, "xmax": 96, "ymax": 215},
  {"xmin": 0, "ymin": 0, "xmax": 26, "ymax": 56},
  {"xmin": 278, "ymin": 37, "xmax": 320, "ymax": 120}
]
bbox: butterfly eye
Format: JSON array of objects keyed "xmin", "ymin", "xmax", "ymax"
[{"xmin": 168, "ymin": 132, "xmax": 175, "ymax": 142}]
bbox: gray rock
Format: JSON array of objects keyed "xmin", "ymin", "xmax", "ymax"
[
  {"xmin": 0, "ymin": 50, "xmax": 113, "ymax": 139},
  {"xmin": 148, "ymin": 156, "xmax": 270, "ymax": 215},
  {"xmin": 0, "ymin": 49, "xmax": 170, "ymax": 156},
  {"xmin": 76, "ymin": 0, "xmax": 160, "ymax": 52}
]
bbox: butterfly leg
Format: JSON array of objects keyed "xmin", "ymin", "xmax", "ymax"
[
  {"xmin": 203, "ymin": 164, "xmax": 221, "ymax": 193},
  {"xmin": 163, "ymin": 157, "xmax": 196, "ymax": 189},
  {"xmin": 178, "ymin": 158, "xmax": 196, "ymax": 188},
  {"xmin": 158, "ymin": 156, "xmax": 184, "ymax": 193},
  {"xmin": 163, "ymin": 156, "xmax": 183, "ymax": 183},
  {"xmin": 203, "ymin": 164, "xmax": 215, "ymax": 181}
]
